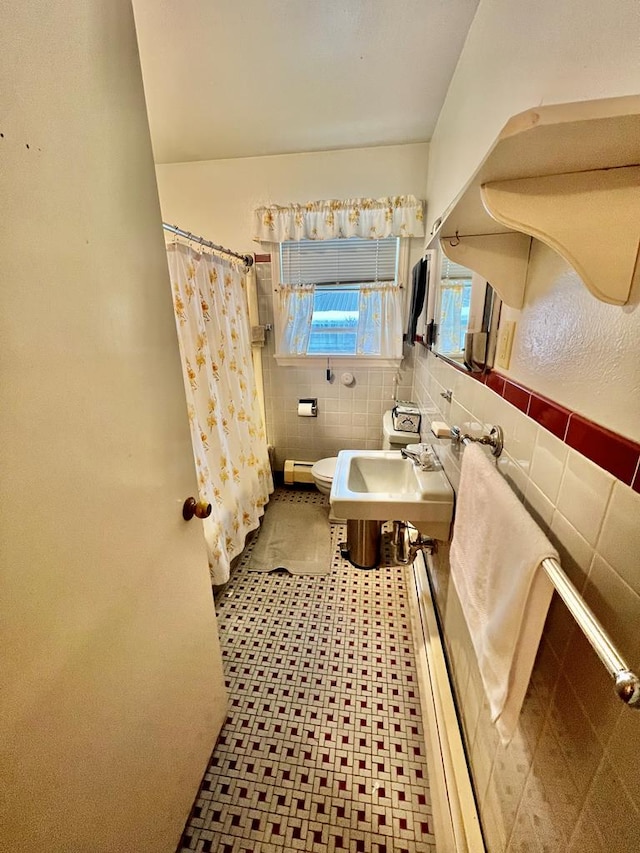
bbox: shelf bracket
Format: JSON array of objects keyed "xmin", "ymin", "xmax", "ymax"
[
  {"xmin": 440, "ymin": 232, "xmax": 531, "ymax": 309},
  {"xmin": 481, "ymin": 166, "xmax": 640, "ymax": 306}
]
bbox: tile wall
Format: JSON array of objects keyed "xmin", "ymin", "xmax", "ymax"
[
  {"xmin": 255, "ymin": 260, "xmax": 415, "ymax": 469},
  {"xmin": 412, "ymin": 346, "xmax": 640, "ymax": 852}
]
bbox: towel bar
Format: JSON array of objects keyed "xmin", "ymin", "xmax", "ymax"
[
  {"xmin": 453, "ymin": 428, "xmax": 640, "ymax": 708},
  {"xmin": 541, "ymin": 557, "xmax": 639, "ymax": 707},
  {"xmin": 451, "ymin": 424, "xmax": 503, "ymax": 457}
]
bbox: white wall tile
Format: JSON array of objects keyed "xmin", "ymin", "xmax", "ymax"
[
  {"xmin": 505, "ymin": 408, "xmax": 539, "ymax": 474},
  {"xmin": 583, "ymin": 555, "xmax": 640, "ymax": 685},
  {"xmin": 410, "ymin": 345, "xmax": 640, "ymax": 851},
  {"xmin": 549, "ymin": 513, "xmax": 593, "ymax": 592},
  {"xmin": 596, "ymin": 482, "xmax": 640, "ymax": 596},
  {"xmin": 529, "ymin": 428, "xmax": 569, "ymax": 503},
  {"xmin": 524, "ymin": 481, "xmax": 555, "ymax": 532},
  {"xmin": 497, "ymin": 452, "xmax": 528, "ymax": 502},
  {"xmin": 556, "ymin": 451, "xmax": 615, "ymax": 547}
]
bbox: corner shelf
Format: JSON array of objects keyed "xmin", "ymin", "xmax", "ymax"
[{"xmin": 431, "ymin": 95, "xmax": 640, "ymax": 308}]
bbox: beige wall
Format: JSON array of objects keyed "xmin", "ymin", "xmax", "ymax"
[
  {"xmin": 426, "ymin": 0, "xmax": 640, "ymax": 235},
  {"xmin": 426, "ymin": 0, "xmax": 640, "ymax": 440},
  {"xmin": 502, "ymin": 245, "xmax": 640, "ymax": 442},
  {"xmin": 0, "ymin": 2, "xmax": 226, "ymax": 850},
  {"xmin": 155, "ymin": 142, "xmax": 429, "ymax": 254}
]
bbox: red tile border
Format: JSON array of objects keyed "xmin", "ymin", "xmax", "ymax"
[
  {"xmin": 503, "ymin": 379, "xmax": 531, "ymax": 414},
  {"xmin": 485, "ymin": 370, "xmax": 640, "ymax": 488},
  {"xmin": 485, "ymin": 371, "xmax": 505, "ymax": 396},
  {"xmin": 565, "ymin": 414, "xmax": 640, "ymax": 486},
  {"xmin": 469, "ymin": 370, "xmax": 487, "ymax": 384},
  {"xmin": 528, "ymin": 393, "xmax": 571, "ymax": 440},
  {"xmin": 254, "ymin": 253, "xmax": 271, "ymax": 264},
  {"xmin": 427, "ymin": 356, "xmax": 640, "ymax": 489}
]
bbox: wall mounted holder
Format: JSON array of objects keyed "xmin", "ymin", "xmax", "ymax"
[
  {"xmin": 298, "ymin": 398, "xmax": 318, "ymax": 417},
  {"xmin": 431, "ymin": 95, "xmax": 640, "ymax": 308},
  {"xmin": 450, "ymin": 424, "xmax": 504, "ymax": 457}
]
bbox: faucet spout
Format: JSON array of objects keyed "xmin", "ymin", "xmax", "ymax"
[
  {"xmin": 400, "ymin": 446, "xmax": 420, "ymax": 462},
  {"xmin": 400, "ymin": 444, "xmax": 440, "ymax": 471}
]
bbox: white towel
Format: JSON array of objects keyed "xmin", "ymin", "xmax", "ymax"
[{"xmin": 450, "ymin": 444, "xmax": 558, "ymax": 743}]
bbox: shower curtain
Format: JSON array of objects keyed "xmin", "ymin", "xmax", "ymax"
[{"xmin": 167, "ymin": 242, "xmax": 273, "ymax": 585}]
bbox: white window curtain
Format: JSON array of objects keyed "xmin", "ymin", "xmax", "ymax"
[
  {"xmin": 438, "ymin": 257, "xmax": 472, "ymax": 355},
  {"xmin": 356, "ymin": 282, "xmax": 404, "ymax": 357},
  {"xmin": 439, "ymin": 284, "xmax": 465, "ymax": 354},
  {"xmin": 277, "ymin": 283, "xmax": 315, "ymax": 355},
  {"xmin": 167, "ymin": 242, "xmax": 273, "ymax": 585},
  {"xmin": 254, "ymin": 195, "xmax": 425, "ymax": 242}
]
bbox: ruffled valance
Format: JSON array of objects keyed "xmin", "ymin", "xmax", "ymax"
[{"xmin": 253, "ymin": 195, "xmax": 425, "ymax": 242}]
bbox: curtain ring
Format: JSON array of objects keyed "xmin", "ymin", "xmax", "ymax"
[{"xmin": 449, "ymin": 231, "xmax": 460, "ymax": 247}]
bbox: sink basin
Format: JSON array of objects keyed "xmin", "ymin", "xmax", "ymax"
[{"xmin": 330, "ymin": 450, "xmax": 454, "ymax": 540}]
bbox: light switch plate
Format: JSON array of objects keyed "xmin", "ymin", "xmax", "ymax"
[{"xmin": 496, "ymin": 320, "xmax": 516, "ymax": 369}]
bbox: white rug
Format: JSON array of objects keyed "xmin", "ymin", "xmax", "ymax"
[{"xmin": 248, "ymin": 500, "xmax": 332, "ymax": 576}]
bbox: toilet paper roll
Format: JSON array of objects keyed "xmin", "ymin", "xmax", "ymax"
[{"xmin": 298, "ymin": 401, "xmax": 316, "ymax": 417}]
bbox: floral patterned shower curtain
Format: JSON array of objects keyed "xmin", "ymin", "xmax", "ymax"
[{"xmin": 167, "ymin": 242, "xmax": 273, "ymax": 585}]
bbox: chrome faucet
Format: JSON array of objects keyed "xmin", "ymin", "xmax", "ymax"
[
  {"xmin": 400, "ymin": 444, "xmax": 440, "ymax": 471},
  {"xmin": 400, "ymin": 445, "xmax": 421, "ymax": 463}
]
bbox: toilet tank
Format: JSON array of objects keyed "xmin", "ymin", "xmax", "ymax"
[{"xmin": 382, "ymin": 410, "xmax": 422, "ymax": 450}]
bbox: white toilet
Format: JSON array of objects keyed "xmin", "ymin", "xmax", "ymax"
[
  {"xmin": 311, "ymin": 409, "xmax": 421, "ymax": 495},
  {"xmin": 310, "ymin": 456, "xmax": 337, "ymax": 496}
]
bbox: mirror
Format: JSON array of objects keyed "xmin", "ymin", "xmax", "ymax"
[{"xmin": 425, "ymin": 250, "xmax": 500, "ymax": 372}]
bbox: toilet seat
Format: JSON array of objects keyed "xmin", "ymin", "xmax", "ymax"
[{"xmin": 311, "ymin": 456, "xmax": 337, "ymax": 484}]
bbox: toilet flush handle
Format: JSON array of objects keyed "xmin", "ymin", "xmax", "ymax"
[{"xmin": 182, "ymin": 497, "xmax": 212, "ymax": 521}]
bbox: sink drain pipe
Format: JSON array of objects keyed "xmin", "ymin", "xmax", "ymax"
[{"xmin": 392, "ymin": 521, "xmax": 437, "ymax": 564}]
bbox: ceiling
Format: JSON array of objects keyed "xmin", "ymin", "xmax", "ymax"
[{"xmin": 132, "ymin": 0, "xmax": 480, "ymax": 165}]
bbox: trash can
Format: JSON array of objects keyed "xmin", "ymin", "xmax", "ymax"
[{"xmin": 345, "ymin": 519, "xmax": 382, "ymax": 569}]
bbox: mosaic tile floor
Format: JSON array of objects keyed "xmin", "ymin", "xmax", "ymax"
[{"xmin": 179, "ymin": 488, "xmax": 436, "ymax": 853}]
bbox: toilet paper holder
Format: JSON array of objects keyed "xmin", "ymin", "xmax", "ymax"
[{"xmin": 298, "ymin": 398, "xmax": 318, "ymax": 417}]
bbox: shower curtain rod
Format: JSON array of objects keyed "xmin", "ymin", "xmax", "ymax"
[{"xmin": 163, "ymin": 222, "xmax": 254, "ymax": 268}]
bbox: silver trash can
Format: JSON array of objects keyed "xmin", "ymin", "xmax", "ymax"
[{"xmin": 346, "ymin": 519, "xmax": 382, "ymax": 569}]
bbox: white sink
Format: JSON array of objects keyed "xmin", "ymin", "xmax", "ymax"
[{"xmin": 330, "ymin": 450, "xmax": 454, "ymax": 540}]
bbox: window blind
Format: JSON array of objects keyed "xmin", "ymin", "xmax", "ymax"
[
  {"xmin": 440, "ymin": 257, "xmax": 473, "ymax": 281},
  {"xmin": 280, "ymin": 237, "xmax": 399, "ymax": 285}
]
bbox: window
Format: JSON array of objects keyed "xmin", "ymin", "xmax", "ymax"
[
  {"xmin": 307, "ymin": 287, "xmax": 359, "ymax": 355},
  {"xmin": 435, "ymin": 257, "xmax": 472, "ymax": 356},
  {"xmin": 275, "ymin": 237, "xmax": 404, "ymax": 360}
]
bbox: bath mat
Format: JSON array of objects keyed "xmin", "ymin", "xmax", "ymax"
[{"xmin": 248, "ymin": 500, "xmax": 332, "ymax": 576}]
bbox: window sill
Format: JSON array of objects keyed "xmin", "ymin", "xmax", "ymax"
[{"xmin": 274, "ymin": 354, "xmax": 403, "ymax": 368}]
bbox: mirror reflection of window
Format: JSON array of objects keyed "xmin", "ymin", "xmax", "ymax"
[{"xmin": 437, "ymin": 258, "xmax": 472, "ymax": 357}]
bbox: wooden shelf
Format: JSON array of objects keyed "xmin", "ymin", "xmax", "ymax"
[{"xmin": 431, "ymin": 95, "xmax": 640, "ymax": 307}]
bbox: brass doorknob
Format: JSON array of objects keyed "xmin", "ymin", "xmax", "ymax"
[{"xmin": 182, "ymin": 497, "xmax": 212, "ymax": 521}]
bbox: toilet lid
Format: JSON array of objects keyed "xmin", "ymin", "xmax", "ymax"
[{"xmin": 312, "ymin": 456, "xmax": 337, "ymax": 481}]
